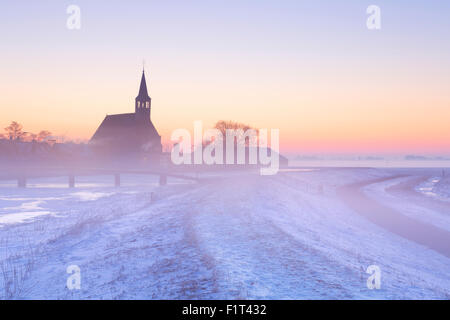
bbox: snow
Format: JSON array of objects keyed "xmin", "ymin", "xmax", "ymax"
[
  {"xmin": 416, "ymin": 175, "xmax": 450, "ymax": 202},
  {"xmin": 364, "ymin": 175, "xmax": 450, "ymax": 232},
  {"xmin": 70, "ymin": 192, "xmax": 116, "ymax": 201},
  {"xmin": 0, "ymin": 169, "xmax": 449, "ymax": 299},
  {"xmin": 0, "ymin": 211, "xmax": 54, "ymax": 225}
]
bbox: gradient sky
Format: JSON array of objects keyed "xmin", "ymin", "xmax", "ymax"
[{"xmin": 1, "ymin": 1, "xmax": 450, "ymax": 155}]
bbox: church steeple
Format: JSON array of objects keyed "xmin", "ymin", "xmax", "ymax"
[
  {"xmin": 135, "ymin": 70, "xmax": 151, "ymax": 123},
  {"xmin": 137, "ymin": 71, "xmax": 150, "ymax": 99}
]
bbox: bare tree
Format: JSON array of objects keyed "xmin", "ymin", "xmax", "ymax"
[
  {"xmin": 28, "ymin": 133, "xmax": 38, "ymax": 142},
  {"xmin": 37, "ymin": 130, "xmax": 52, "ymax": 142},
  {"xmin": 214, "ymin": 120, "xmax": 258, "ymax": 146},
  {"xmin": 4, "ymin": 121, "xmax": 26, "ymax": 141},
  {"xmin": 214, "ymin": 120, "xmax": 253, "ymax": 136}
]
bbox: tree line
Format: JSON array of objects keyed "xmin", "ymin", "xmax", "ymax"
[{"xmin": 0, "ymin": 121, "xmax": 52, "ymax": 143}]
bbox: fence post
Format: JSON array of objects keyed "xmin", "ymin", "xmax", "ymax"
[
  {"xmin": 159, "ymin": 174, "xmax": 167, "ymax": 186},
  {"xmin": 18, "ymin": 177, "xmax": 27, "ymax": 188},
  {"xmin": 69, "ymin": 175, "xmax": 75, "ymax": 188}
]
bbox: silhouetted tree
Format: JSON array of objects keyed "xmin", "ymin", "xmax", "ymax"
[
  {"xmin": 4, "ymin": 121, "xmax": 26, "ymax": 141},
  {"xmin": 28, "ymin": 133, "xmax": 38, "ymax": 141},
  {"xmin": 214, "ymin": 120, "xmax": 258, "ymax": 146},
  {"xmin": 214, "ymin": 120, "xmax": 253, "ymax": 136},
  {"xmin": 37, "ymin": 130, "xmax": 52, "ymax": 142}
]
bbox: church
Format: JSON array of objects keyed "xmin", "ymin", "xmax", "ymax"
[{"xmin": 90, "ymin": 70, "xmax": 162, "ymax": 160}]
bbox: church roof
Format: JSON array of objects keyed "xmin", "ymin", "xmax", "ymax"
[{"xmin": 90, "ymin": 113, "xmax": 160, "ymax": 152}]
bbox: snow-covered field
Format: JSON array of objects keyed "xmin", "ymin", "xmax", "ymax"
[
  {"xmin": 0, "ymin": 168, "xmax": 449, "ymax": 299},
  {"xmin": 416, "ymin": 175, "xmax": 450, "ymax": 202}
]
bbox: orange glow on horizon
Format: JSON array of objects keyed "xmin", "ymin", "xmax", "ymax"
[{"xmin": 1, "ymin": 46, "xmax": 449, "ymax": 155}]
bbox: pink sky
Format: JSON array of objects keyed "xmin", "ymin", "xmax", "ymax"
[{"xmin": 1, "ymin": 1, "xmax": 449, "ymax": 155}]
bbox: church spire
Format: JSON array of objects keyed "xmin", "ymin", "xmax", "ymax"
[
  {"xmin": 137, "ymin": 70, "xmax": 149, "ymax": 99},
  {"xmin": 135, "ymin": 69, "xmax": 152, "ymax": 122}
]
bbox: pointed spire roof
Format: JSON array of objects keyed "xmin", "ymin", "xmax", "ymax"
[{"xmin": 137, "ymin": 70, "xmax": 150, "ymax": 99}]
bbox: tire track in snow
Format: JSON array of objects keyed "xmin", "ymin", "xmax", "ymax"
[{"xmin": 185, "ymin": 175, "xmax": 362, "ymax": 299}]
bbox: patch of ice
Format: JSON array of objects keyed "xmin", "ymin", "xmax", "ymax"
[
  {"xmin": 415, "ymin": 176, "xmax": 450, "ymax": 202},
  {"xmin": 70, "ymin": 191, "xmax": 115, "ymax": 201},
  {"xmin": 0, "ymin": 197, "xmax": 65, "ymax": 201},
  {"xmin": 3, "ymin": 200, "xmax": 45, "ymax": 211},
  {"xmin": 0, "ymin": 211, "xmax": 54, "ymax": 225}
]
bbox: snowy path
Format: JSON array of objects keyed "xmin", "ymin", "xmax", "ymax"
[{"xmin": 185, "ymin": 176, "xmax": 361, "ymax": 299}]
